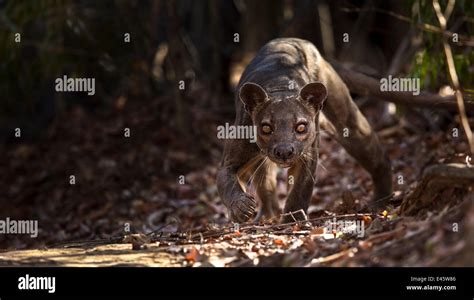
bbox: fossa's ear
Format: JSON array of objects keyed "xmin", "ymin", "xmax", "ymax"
[
  {"xmin": 299, "ymin": 82, "xmax": 327, "ymax": 109},
  {"xmin": 239, "ymin": 82, "xmax": 268, "ymax": 114}
]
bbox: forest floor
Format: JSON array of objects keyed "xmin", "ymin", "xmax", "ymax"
[{"xmin": 0, "ymin": 96, "xmax": 473, "ymax": 267}]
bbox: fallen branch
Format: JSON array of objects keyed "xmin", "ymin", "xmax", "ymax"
[
  {"xmin": 365, "ymin": 226, "xmax": 407, "ymax": 245},
  {"xmin": 400, "ymin": 163, "xmax": 474, "ymax": 216},
  {"xmin": 54, "ymin": 212, "xmax": 373, "ymax": 249},
  {"xmin": 329, "ymin": 59, "xmax": 474, "ymax": 111}
]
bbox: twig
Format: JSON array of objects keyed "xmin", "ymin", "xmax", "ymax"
[
  {"xmin": 340, "ymin": 6, "xmax": 474, "ymax": 46},
  {"xmin": 433, "ymin": 0, "xmax": 474, "ymax": 155},
  {"xmin": 52, "ymin": 213, "xmax": 374, "ymax": 248},
  {"xmin": 50, "ymin": 236, "xmax": 124, "ymax": 249},
  {"xmin": 241, "ymin": 213, "xmax": 373, "ymax": 232},
  {"xmin": 279, "ymin": 209, "xmax": 308, "ymax": 223},
  {"xmin": 443, "ymin": 0, "xmax": 456, "ymax": 21},
  {"xmin": 309, "ymin": 248, "xmax": 357, "ymax": 265},
  {"xmin": 154, "ymin": 212, "xmax": 373, "ymax": 244}
]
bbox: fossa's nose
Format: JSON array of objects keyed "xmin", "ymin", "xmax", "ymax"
[{"xmin": 273, "ymin": 144, "xmax": 295, "ymax": 160}]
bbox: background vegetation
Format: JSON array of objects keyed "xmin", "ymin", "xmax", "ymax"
[
  {"xmin": 0, "ymin": 1, "xmax": 472, "ymax": 267},
  {"xmin": 1, "ymin": 0, "xmax": 472, "ymax": 142}
]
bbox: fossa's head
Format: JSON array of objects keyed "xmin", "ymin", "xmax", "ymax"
[{"xmin": 239, "ymin": 82, "xmax": 327, "ymax": 167}]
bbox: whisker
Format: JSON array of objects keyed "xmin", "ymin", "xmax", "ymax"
[
  {"xmin": 299, "ymin": 156, "xmax": 316, "ymax": 183},
  {"xmin": 301, "ymin": 152, "xmax": 316, "ymax": 162},
  {"xmin": 317, "ymin": 129, "xmax": 332, "ymax": 136},
  {"xmin": 317, "ymin": 160, "xmax": 328, "ymax": 172},
  {"xmin": 248, "ymin": 156, "xmax": 268, "ymax": 187},
  {"xmin": 257, "ymin": 158, "xmax": 270, "ymax": 189}
]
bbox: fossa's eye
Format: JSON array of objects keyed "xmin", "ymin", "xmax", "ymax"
[
  {"xmin": 295, "ymin": 123, "xmax": 307, "ymax": 134},
  {"xmin": 261, "ymin": 124, "xmax": 273, "ymax": 134}
]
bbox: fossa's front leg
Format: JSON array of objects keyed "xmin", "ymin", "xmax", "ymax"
[
  {"xmin": 217, "ymin": 140, "xmax": 259, "ymax": 223},
  {"xmin": 253, "ymin": 161, "xmax": 279, "ymax": 220},
  {"xmin": 281, "ymin": 147, "xmax": 317, "ymax": 223},
  {"xmin": 217, "ymin": 164, "xmax": 257, "ymax": 223}
]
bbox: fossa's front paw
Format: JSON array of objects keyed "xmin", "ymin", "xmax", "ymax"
[{"xmin": 228, "ymin": 193, "xmax": 256, "ymax": 223}]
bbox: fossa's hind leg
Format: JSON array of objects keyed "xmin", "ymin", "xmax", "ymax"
[{"xmin": 320, "ymin": 60, "xmax": 393, "ymax": 208}]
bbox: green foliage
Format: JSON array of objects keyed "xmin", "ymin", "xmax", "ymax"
[{"xmin": 408, "ymin": 0, "xmax": 473, "ymax": 90}]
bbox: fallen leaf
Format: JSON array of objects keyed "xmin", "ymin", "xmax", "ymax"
[
  {"xmin": 185, "ymin": 247, "xmax": 200, "ymax": 262},
  {"xmin": 358, "ymin": 240, "xmax": 373, "ymax": 250},
  {"xmin": 274, "ymin": 239, "xmax": 284, "ymax": 246},
  {"xmin": 362, "ymin": 215, "xmax": 372, "ymax": 226}
]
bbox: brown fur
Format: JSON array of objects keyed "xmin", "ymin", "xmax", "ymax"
[{"xmin": 217, "ymin": 38, "xmax": 392, "ymax": 223}]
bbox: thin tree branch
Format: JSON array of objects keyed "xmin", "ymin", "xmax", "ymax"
[
  {"xmin": 340, "ymin": 6, "xmax": 474, "ymax": 47},
  {"xmin": 443, "ymin": 0, "xmax": 455, "ymax": 21},
  {"xmin": 433, "ymin": 0, "xmax": 474, "ymax": 155}
]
